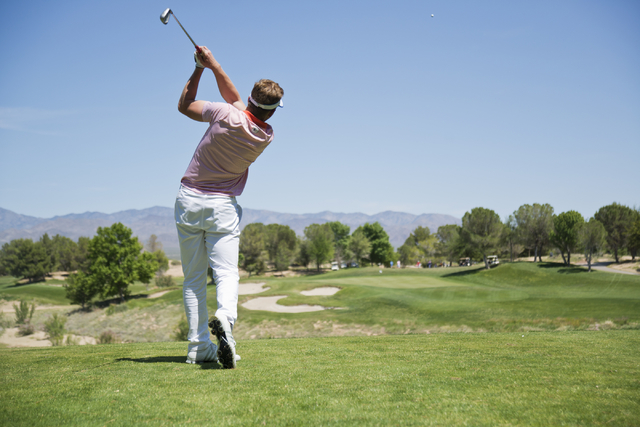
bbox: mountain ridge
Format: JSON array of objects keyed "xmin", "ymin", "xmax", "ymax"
[{"xmin": 0, "ymin": 207, "xmax": 461, "ymax": 259}]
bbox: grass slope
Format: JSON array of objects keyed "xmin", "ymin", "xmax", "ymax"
[
  {"xmin": 2, "ymin": 263, "xmax": 639, "ymax": 342},
  {"xmin": 234, "ymin": 263, "xmax": 640, "ymax": 338},
  {"xmin": 1, "ymin": 332, "xmax": 638, "ymax": 426}
]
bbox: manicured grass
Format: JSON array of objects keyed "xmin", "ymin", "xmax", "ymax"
[
  {"xmin": 233, "ymin": 263, "xmax": 640, "ymax": 338},
  {"xmin": 0, "ymin": 282, "xmax": 70, "ymax": 306},
  {"xmin": 1, "ymin": 331, "xmax": 638, "ymax": 426}
]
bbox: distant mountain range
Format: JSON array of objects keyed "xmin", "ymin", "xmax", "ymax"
[{"xmin": 0, "ymin": 207, "xmax": 461, "ymax": 259}]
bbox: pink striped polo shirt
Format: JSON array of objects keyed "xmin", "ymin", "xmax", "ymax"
[{"xmin": 180, "ymin": 102, "xmax": 274, "ymax": 196}]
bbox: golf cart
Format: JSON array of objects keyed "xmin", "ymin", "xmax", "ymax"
[
  {"xmin": 459, "ymin": 257, "xmax": 471, "ymax": 267},
  {"xmin": 487, "ymin": 255, "xmax": 499, "ymax": 266},
  {"xmin": 331, "ymin": 261, "xmax": 339, "ymax": 271}
]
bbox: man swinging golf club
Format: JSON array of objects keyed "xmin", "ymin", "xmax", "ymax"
[{"xmin": 175, "ymin": 46, "xmax": 283, "ymax": 368}]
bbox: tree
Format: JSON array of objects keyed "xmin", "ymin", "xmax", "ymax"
[
  {"xmin": 146, "ymin": 234, "xmax": 163, "ymax": 253},
  {"xmin": 513, "ymin": 203, "xmax": 554, "ymax": 262},
  {"xmin": 239, "ymin": 223, "xmax": 266, "ymax": 277},
  {"xmin": 75, "ymin": 236, "xmax": 90, "ymax": 272},
  {"xmin": 152, "ymin": 250, "xmax": 170, "ymax": 275},
  {"xmin": 304, "ymin": 223, "xmax": 335, "ymax": 272},
  {"xmin": 579, "ymin": 218, "xmax": 606, "ymax": 272},
  {"xmin": 348, "ymin": 229, "xmax": 370, "ymax": 265},
  {"xmin": 436, "ymin": 224, "xmax": 461, "ymax": 264},
  {"xmin": 549, "ymin": 211, "xmax": 584, "ymax": 265},
  {"xmin": 327, "ymin": 222, "xmax": 351, "ymax": 265},
  {"xmin": 295, "ymin": 237, "xmax": 312, "ymax": 271},
  {"xmin": 64, "ymin": 271, "xmax": 98, "ymax": 308},
  {"xmin": 39, "ymin": 233, "xmax": 55, "ymax": 273},
  {"xmin": 358, "ymin": 222, "xmax": 393, "ymax": 265},
  {"xmin": 460, "ymin": 207, "xmax": 503, "ymax": 269},
  {"xmin": 399, "ymin": 226, "xmax": 438, "ymax": 266},
  {"xmin": 0, "ymin": 238, "xmax": 50, "ymax": 282},
  {"xmin": 594, "ymin": 203, "xmax": 636, "ymax": 263},
  {"xmin": 264, "ymin": 224, "xmax": 297, "ymax": 271},
  {"xmin": 51, "ymin": 235, "xmax": 79, "ymax": 271},
  {"xmin": 628, "ymin": 217, "xmax": 640, "ymax": 261},
  {"xmin": 503, "ymin": 215, "xmax": 523, "ymax": 263},
  {"xmin": 84, "ymin": 223, "xmax": 156, "ymax": 302}
]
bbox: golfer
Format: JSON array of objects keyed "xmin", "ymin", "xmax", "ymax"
[{"xmin": 175, "ymin": 46, "xmax": 283, "ymax": 368}]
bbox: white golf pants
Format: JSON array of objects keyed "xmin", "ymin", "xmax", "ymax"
[{"xmin": 175, "ymin": 185, "xmax": 242, "ymax": 356}]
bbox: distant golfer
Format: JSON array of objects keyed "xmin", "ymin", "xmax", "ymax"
[{"xmin": 175, "ymin": 46, "xmax": 283, "ymax": 368}]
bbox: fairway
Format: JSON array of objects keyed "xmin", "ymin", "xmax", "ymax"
[{"xmin": 1, "ymin": 331, "xmax": 638, "ymax": 426}]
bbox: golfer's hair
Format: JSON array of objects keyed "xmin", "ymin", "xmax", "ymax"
[{"xmin": 251, "ymin": 79, "xmax": 284, "ymax": 108}]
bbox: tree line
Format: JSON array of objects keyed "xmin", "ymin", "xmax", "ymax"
[
  {"xmin": 398, "ymin": 202, "xmax": 639, "ymax": 272},
  {"xmin": 1, "ymin": 202, "xmax": 638, "ymax": 292},
  {"xmin": 239, "ymin": 202, "xmax": 639, "ymax": 274},
  {"xmin": 0, "ymin": 223, "xmax": 169, "ymax": 307},
  {"xmin": 239, "ymin": 221, "xmax": 393, "ymax": 275}
]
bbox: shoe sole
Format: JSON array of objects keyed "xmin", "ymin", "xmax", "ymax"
[{"xmin": 208, "ymin": 317, "xmax": 236, "ymax": 369}]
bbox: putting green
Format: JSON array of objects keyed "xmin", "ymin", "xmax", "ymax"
[
  {"xmin": 308, "ymin": 274, "xmax": 529, "ymax": 302},
  {"xmin": 310, "ymin": 275, "xmax": 462, "ymax": 289}
]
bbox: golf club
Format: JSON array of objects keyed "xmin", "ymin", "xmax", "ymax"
[{"xmin": 160, "ymin": 8, "xmax": 201, "ymax": 52}]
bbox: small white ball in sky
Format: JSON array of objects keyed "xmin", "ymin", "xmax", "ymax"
[{"xmin": 431, "ymin": 14, "xmax": 434, "ymax": 17}]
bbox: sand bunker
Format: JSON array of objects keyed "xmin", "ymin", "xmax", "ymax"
[
  {"xmin": 301, "ymin": 287, "xmax": 341, "ymax": 296},
  {"xmin": 241, "ymin": 286, "xmax": 341, "ymax": 313},
  {"xmin": 241, "ymin": 296, "xmax": 327, "ymax": 313},
  {"xmin": 239, "ymin": 283, "xmax": 270, "ymax": 295}
]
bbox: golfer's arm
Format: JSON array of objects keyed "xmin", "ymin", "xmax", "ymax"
[
  {"xmin": 211, "ymin": 64, "xmax": 246, "ymax": 111},
  {"xmin": 178, "ymin": 68, "xmax": 207, "ymax": 122}
]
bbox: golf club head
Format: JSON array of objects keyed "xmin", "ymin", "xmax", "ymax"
[{"xmin": 160, "ymin": 8, "xmax": 172, "ymax": 25}]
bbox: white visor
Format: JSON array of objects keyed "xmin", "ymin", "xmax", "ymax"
[{"xmin": 248, "ymin": 96, "xmax": 283, "ymax": 110}]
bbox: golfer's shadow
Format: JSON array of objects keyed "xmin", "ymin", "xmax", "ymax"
[{"xmin": 117, "ymin": 356, "xmax": 221, "ymax": 370}]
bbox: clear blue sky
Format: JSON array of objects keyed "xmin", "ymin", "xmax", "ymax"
[{"xmin": 1, "ymin": 0, "xmax": 638, "ymax": 221}]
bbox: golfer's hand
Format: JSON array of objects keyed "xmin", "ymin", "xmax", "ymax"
[
  {"xmin": 194, "ymin": 52, "xmax": 204, "ymax": 68},
  {"xmin": 195, "ymin": 46, "xmax": 219, "ymax": 70}
]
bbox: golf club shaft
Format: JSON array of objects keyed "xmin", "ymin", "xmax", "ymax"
[{"xmin": 172, "ymin": 13, "xmax": 201, "ymax": 52}]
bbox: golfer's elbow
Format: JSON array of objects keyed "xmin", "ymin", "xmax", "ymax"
[{"xmin": 177, "ymin": 99, "xmax": 188, "ymax": 115}]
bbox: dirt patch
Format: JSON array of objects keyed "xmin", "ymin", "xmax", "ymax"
[
  {"xmin": 164, "ymin": 264, "xmax": 184, "ymax": 277},
  {"xmin": 148, "ymin": 290, "xmax": 171, "ymax": 299},
  {"xmin": 0, "ymin": 302, "xmax": 74, "ymax": 314},
  {"xmin": 0, "ymin": 328, "xmax": 96, "ymax": 348},
  {"xmin": 606, "ymin": 261, "xmax": 640, "ymax": 274}
]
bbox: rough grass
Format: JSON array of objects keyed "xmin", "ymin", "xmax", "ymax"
[{"xmin": 1, "ymin": 331, "xmax": 638, "ymax": 426}]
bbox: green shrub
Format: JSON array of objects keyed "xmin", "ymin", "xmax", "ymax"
[
  {"xmin": 65, "ymin": 335, "xmax": 79, "ymax": 346},
  {"xmin": 155, "ymin": 275, "xmax": 174, "ymax": 288},
  {"xmin": 13, "ymin": 300, "xmax": 35, "ymax": 325},
  {"xmin": 171, "ymin": 260, "xmax": 181, "ymax": 266},
  {"xmin": 0, "ymin": 311, "xmax": 11, "ymax": 335},
  {"xmin": 17, "ymin": 323, "xmax": 35, "ymax": 336},
  {"xmin": 105, "ymin": 304, "xmax": 128, "ymax": 316},
  {"xmin": 44, "ymin": 314, "xmax": 66, "ymax": 346},
  {"xmin": 173, "ymin": 316, "xmax": 189, "ymax": 341},
  {"xmin": 97, "ymin": 330, "xmax": 118, "ymax": 344}
]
